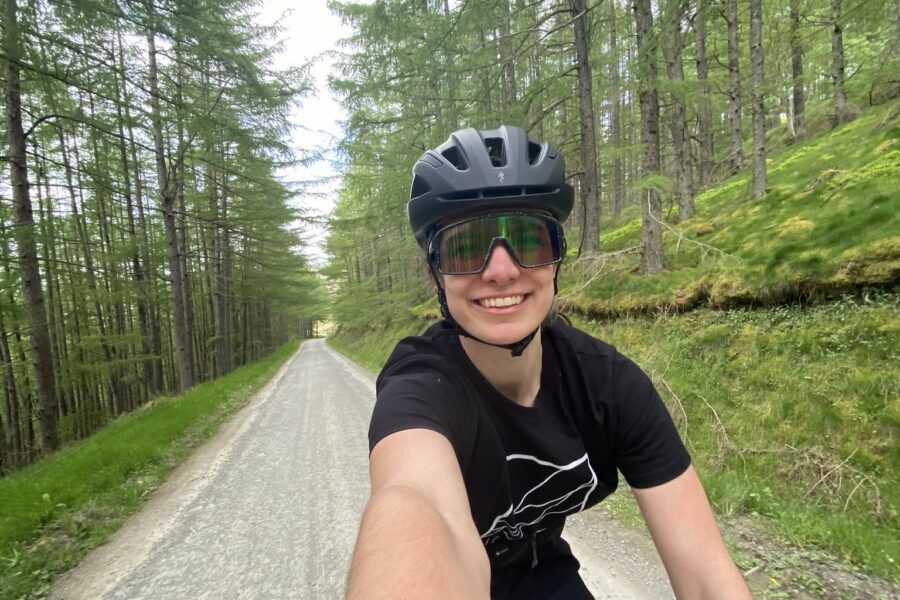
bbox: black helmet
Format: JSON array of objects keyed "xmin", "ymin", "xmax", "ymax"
[{"xmin": 408, "ymin": 125, "xmax": 574, "ymax": 248}]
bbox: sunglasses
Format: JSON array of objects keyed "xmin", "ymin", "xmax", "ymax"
[{"xmin": 428, "ymin": 213, "xmax": 566, "ymax": 275}]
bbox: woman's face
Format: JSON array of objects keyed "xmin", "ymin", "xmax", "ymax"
[{"xmin": 440, "ymin": 243, "xmax": 556, "ymax": 346}]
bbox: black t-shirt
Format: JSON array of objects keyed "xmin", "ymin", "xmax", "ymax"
[{"xmin": 369, "ymin": 318, "xmax": 690, "ymax": 588}]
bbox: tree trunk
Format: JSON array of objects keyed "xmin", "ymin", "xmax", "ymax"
[
  {"xmin": 148, "ymin": 30, "xmax": 194, "ymax": 393},
  {"xmin": 609, "ymin": 0, "xmax": 624, "ymax": 218},
  {"xmin": 210, "ymin": 158, "xmax": 232, "ymax": 377},
  {"xmin": 0, "ymin": 218, "xmax": 23, "ymax": 469},
  {"xmin": 789, "ymin": 0, "xmax": 806, "ymax": 138},
  {"xmin": 633, "ymin": 0, "xmax": 665, "ymax": 274},
  {"xmin": 441, "ymin": 0, "xmax": 460, "ymax": 130},
  {"xmin": 625, "ymin": 12, "xmax": 639, "ymax": 207},
  {"xmin": 122, "ymin": 44, "xmax": 164, "ymax": 396},
  {"xmin": 663, "ymin": 0, "xmax": 694, "ymax": 220},
  {"xmin": 571, "ymin": 0, "xmax": 601, "ymax": 254},
  {"xmin": 693, "ymin": 0, "xmax": 714, "ymax": 186},
  {"xmin": 34, "ymin": 148, "xmax": 68, "ymax": 426},
  {"xmin": 1, "ymin": 217, "xmax": 37, "ymax": 458},
  {"xmin": 173, "ymin": 49, "xmax": 197, "ymax": 384},
  {"xmin": 0, "ymin": 307, "xmax": 22, "ymax": 470},
  {"xmin": 478, "ymin": 26, "xmax": 493, "ymax": 118},
  {"xmin": 831, "ymin": 0, "xmax": 853, "ymax": 127},
  {"xmin": 749, "ymin": 0, "xmax": 767, "ymax": 198},
  {"xmin": 530, "ymin": 7, "xmax": 545, "ymax": 141},
  {"xmin": 3, "ymin": 0, "xmax": 59, "ymax": 452},
  {"xmin": 115, "ymin": 30, "xmax": 157, "ymax": 400},
  {"xmin": 58, "ymin": 237, "xmax": 88, "ymax": 437},
  {"xmin": 499, "ymin": 0, "xmax": 517, "ymax": 120},
  {"xmin": 724, "ymin": 0, "xmax": 744, "ymax": 174}
]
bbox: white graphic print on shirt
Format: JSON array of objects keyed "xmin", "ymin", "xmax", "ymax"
[{"xmin": 481, "ymin": 453, "xmax": 598, "ymax": 544}]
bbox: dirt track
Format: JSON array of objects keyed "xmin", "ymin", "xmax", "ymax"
[{"xmin": 50, "ymin": 340, "xmax": 673, "ymax": 599}]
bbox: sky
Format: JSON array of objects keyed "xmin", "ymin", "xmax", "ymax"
[{"xmin": 256, "ymin": 1, "xmax": 357, "ymax": 266}]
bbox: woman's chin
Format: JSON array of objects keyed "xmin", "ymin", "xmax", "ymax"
[{"xmin": 465, "ymin": 324, "xmax": 537, "ymax": 349}]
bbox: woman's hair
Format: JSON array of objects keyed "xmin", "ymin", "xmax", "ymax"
[{"xmin": 543, "ymin": 300, "xmax": 570, "ymax": 327}]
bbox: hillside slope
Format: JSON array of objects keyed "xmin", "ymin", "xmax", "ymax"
[{"xmin": 558, "ymin": 100, "xmax": 900, "ymax": 317}]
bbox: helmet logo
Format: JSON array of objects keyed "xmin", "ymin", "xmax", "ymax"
[{"xmin": 497, "ymin": 170, "xmax": 505, "ymax": 183}]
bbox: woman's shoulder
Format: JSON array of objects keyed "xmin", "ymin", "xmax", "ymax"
[{"xmin": 377, "ymin": 320, "xmax": 464, "ymax": 383}]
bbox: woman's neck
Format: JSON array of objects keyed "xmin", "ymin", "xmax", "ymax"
[{"xmin": 460, "ymin": 330, "xmax": 543, "ymax": 407}]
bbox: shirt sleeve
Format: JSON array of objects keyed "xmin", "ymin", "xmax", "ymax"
[
  {"xmin": 369, "ymin": 358, "xmax": 476, "ymax": 468},
  {"xmin": 610, "ymin": 352, "xmax": 691, "ymax": 489}
]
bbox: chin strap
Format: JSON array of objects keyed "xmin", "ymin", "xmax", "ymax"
[{"xmin": 429, "ymin": 265, "xmax": 541, "ymax": 357}]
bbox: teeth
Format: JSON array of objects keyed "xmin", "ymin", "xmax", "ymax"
[{"xmin": 478, "ymin": 295, "xmax": 524, "ymax": 308}]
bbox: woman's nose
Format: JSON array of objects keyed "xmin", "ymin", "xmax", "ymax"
[{"xmin": 481, "ymin": 242, "xmax": 520, "ymax": 283}]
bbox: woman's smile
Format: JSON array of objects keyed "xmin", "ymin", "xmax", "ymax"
[{"xmin": 473, "ymin": 293, "xmax": 529, "ymax": 310}]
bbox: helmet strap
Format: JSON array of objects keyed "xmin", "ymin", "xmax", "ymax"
[{"xmin": 428, "ymin": 263, "xmax": 540, "ymax": 357}]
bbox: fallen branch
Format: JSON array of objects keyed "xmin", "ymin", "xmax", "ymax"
[
  {"xmin": 643, "ymin": 200, "xmax": 743, "ymax": 262},
  {"xmin": 556, "ymin": 246, "xmax": 641, "ymax": 310},
  {"xmin": 803, "ymin": 448, "xmax": 857, "ymax": 498}
]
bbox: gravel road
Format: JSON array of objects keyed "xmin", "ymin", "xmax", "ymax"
[{"xmin": 50, "ymin": 340, "xmax": 673, "ymax": 600}]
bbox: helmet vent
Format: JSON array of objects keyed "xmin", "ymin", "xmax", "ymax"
[
  {"xmin": 411, "ymin": 175, "xmax": 431, "ymax": 198},
  {"xmin": 484, "ymin": 138, "xmax": 506, "ymax": 167},
  {"xmin": 483, "ymin": 186, "xmax": 520, "ymax": 198},
  {"xmin": 443, "ymin": 190, "xmax": 480, "ymax": 201},
  {"xmin": 527, "ymin": 141, "xmax": 542, "ymax": 165},
  {"xmin": 441, "ymin": 146, "xmax": 468, "ymax": 170},
  {"xmin": 524, "ymin": 186, "xmax": 554, "ymax": 195}
]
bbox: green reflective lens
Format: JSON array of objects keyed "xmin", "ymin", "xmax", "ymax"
[{"xmin": 431, "ymin": 214, "xmax": 564, "ymax": 275}]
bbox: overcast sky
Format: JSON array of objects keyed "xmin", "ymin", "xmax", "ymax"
[{"xmin": 256, "ymin": 0, "xmax": 356, "ymax": 265}]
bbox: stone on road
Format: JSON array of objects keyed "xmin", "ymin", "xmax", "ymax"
[{"xmin": 51, "ymin": 339, "xmax": 673, "ymax": 599}]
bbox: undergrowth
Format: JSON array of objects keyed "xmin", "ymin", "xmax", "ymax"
[{"xmin": 574, "ymin": 292, "xmax": 899, "ymax": 581}]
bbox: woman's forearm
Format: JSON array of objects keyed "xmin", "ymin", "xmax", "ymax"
[{"xmin": 346, "ymin": 484, "xmax": 490, "ymax": 599}]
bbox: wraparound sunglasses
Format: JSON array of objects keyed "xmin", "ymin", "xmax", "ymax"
[{"xmin": 427, "ymin": 213, "xmax": 566, "ymax": 275}]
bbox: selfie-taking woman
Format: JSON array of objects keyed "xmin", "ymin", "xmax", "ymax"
[{"xmin": 347, "ymin": 126, "xmax": 750, "ymax": 599}]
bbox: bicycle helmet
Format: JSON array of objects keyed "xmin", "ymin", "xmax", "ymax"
[
  {"xmin": 408, "ymin": 125, "xmax": 573, "ymax": 248},
  {"xmin": 408, "ymin": 126, "xmax": 573, "ymax": 357}
]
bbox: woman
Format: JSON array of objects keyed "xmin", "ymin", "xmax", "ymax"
[{"xmin": 347, "ymin": 126, "xmax": 750, "ymax": 599}]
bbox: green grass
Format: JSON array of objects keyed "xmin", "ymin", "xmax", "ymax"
[
  {"xmin": 560, "ymin": 100, "xmax": 900, "ymax": 316},
  {"xmin": 328, "ymin": 317, "xmax": 424, "ymax": 373},
  {"xmin": 573, "ymin": 293, "xmax": 899, "ymax": 581},
  {"xmin": 0, "ymin": 340, "xmax": 300, "ymax": 600}
]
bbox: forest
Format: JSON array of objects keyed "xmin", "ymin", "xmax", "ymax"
[{"xmin": 1, "ymin": 0, "xmax": 328, "ymax": 471}]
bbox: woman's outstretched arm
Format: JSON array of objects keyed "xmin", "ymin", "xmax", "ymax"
[
  {"xmin": 346, "ymin": 428, "xmax": 490, "ymax": 599},
  {"xmin": 633, "ymin": 466, "xmax": 751, "ymax": 600}
]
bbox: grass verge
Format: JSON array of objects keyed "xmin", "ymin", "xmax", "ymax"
[{"xmin": 0, "ymin": 340, "xmax": 301, "ymax": 600}]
